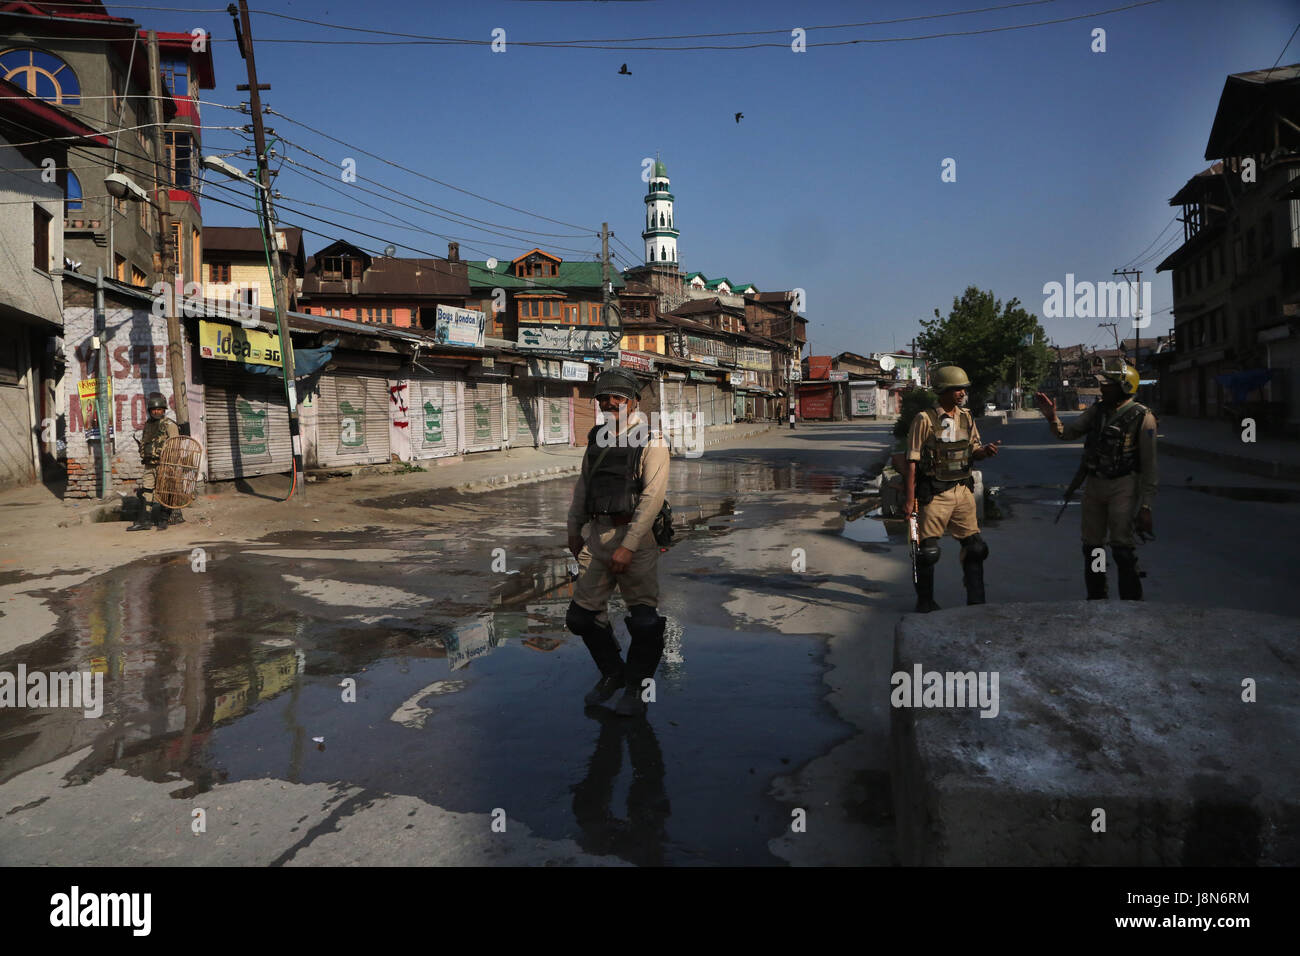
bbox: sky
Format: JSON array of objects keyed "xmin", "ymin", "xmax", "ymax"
[{"xmin": 121, "ymin": 0, "xmax": 1300, "ymax": 357}]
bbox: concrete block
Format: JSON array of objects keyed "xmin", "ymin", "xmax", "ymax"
[{"xmin": 890, "ymin": 602, "xmax": 1300, "ymax": 865}]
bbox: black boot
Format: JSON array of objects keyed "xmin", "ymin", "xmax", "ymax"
[
  {"xmin": 580, "ymin": 622, "xmax": 625, "ymax": 705},
  {"xmin": 126, "ymin": 492, "xmax": 152, "ymax": 531},
  {"xmin": 914, "ymin": 562, "xmax": 940, "ymax": 613},
  {"xmin": 963, "ymin": 559, "xmax": 986, "ymax": 605},
  {"xmin": 616, "ymin": 612, "xmax": 666, "ymax": 717},
  {"xmin": 156, "ymin": 506, "xmax": 172, "ymax": 531},
  {"xmin": 1113, "ymin": 546, "xmax": 1143, "ymax": 601},
  {"xmin": 1084, "ymin": 564, "xmax": 1108, "ymax": 599}
]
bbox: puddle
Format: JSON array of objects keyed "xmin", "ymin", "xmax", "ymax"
[
  {"xmin": 0, "ymin": 453, "xmax": 864, "ymax": 866},
  {"xmin": 840, "ymin": 517, "xmax": 889, "ymax": 544}
]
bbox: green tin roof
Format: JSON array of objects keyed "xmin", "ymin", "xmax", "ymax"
[
  {"xmin": 465, "ymin": 259, "xmax": 625, "ymax": 291},
  {"xmin": 704, "ymin": 277, "xmax": 733, "ymax": 290}
]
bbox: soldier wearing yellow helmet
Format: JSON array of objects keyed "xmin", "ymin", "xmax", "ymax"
[
  {"xmin": 904, "ymin": 365, "xmax": 1002, "ymax": 613},
  {"xmin": 1034, "ymin": 358, "xmax": 1158, "ymax": 600}
]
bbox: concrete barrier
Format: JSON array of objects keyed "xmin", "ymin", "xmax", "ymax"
[{"xmin": 891, "ymin": 602, "xmax": 1300, "ymax": 865}]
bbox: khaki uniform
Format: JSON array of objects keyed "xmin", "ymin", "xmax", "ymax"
[
  {"xmin": 1051, "ymin": 401, "xmax": 1157, "ymax": 548},
  {"xmin": 567, "ymin": 410, "xmax": 670, "ymax": 625},
  {"xmin": 907, "ymin": 406, "xmax": 982, "ymax": 540},
  {"xmin": 138, "ymin": 415, "xmax": 179, "ymax": 496}
]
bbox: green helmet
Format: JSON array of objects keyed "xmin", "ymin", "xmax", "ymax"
[
  {"xmin": 931, "ymin": 365, "xmax": 970, "ymax": 391},
  {"xmin": 1098, "ymin": 359, "xmax": 1139, "ymax": 396},
  {"xmin": 147, "ymin": 394, "xmax": 168, "ymax": 412},
  {"xmin": 593, "ymin": 367, "xmax": 640, "ymax": 400}
]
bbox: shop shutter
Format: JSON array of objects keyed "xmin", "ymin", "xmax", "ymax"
[
  {"xmin": 203, "ymin": 361, "xmax": 293, "ymax": 481},
  {"xmin": 316, "ymin": 373, "xmax": 391, "ymax": 467},
  {"xmin": 571, "ymin": 384, "xmax": 597, "ymax": 446},
  {"xmin": 540, "ymin": 382, "xmax": 570, "ymax": 445},
  {"xmin": 464, "ymin": 379, "xmax": 505, "ymax": 452},
  {"xmin": 409, "ymin": 369, "xmax": 460, "ymax": 459},
  {"xmin": 507, "ymin": 379, "xmax": 540, "ymax": 447}
]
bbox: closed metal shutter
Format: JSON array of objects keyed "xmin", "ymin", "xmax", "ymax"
[
  {"xmin": 571, "ymin": 385, "xmax": 597, "ymax": 446},
  {"xmin": 409, "ymin": 369, "xmax": 460, "ymax": 459},
  {"xmin": 507, "ymin": 379, "xmax": 540, "ymax": 448},
  {"xmin": 464, "ymin": 379, "xmax": 505, "ymax": 452},
  {"xmin": 540, "ymin": 383, "xmax": 570, "ymax": 445},
  {"xmin": 0, "ymin": 325, "xmax": 34, "ymax": 487},
  {"xmin": 204, "ymin": 361, "xmax": 292, "ymax": 481},
  {"xmin": 662, "ymin": 380, "xmax": 685, "ymax": 447},
  {"xmin": 318, "ymin": 372, "xmax": 391, "ymax": 467}
]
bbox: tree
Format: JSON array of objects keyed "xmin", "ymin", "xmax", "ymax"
[{"xmin": 916, "ymin": 287, "xmax": 1051, "ymax": 410}]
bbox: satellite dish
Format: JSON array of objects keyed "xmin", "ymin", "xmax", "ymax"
[
  {"xmin": 879, "ymin": 355, "xmax": 896, "ymax": 371},
  {"xmin": 383, "ymin": 245, "xmax": 396, "ymax": 257}
]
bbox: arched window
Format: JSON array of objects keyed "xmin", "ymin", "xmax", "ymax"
[
  {"xmin": 66, "ymin": 170, "xmax": 82, "ymax": 211},
  {"xmin": 659, "ymin": 212, "xmax": 664, "ymax": 227},
  {"xmin": 660, "ymin": 246, "xmax": 666, "ymax": 261},
  {"xmin": 0, "ymin": 48, "xmax": 81, "ymax": 105}
]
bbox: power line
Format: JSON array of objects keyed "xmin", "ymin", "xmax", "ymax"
[
  {"xmin": 224, "ymin": 1, "xmax": 1164, "ymax": 49},
  {"xmin": 264, "ymin": 107, "xmax": 596, "ymax": 232},
  {"xmin": 247, "ymin": 0, "xmax": 1060, "ymax": 44},
  {"xmin": 272, "ymin": 136, "xmax": 591, "ymax": 240},
  {"xmin": 1121, "ymin": 214, "xmax": 1177, "ymax": 268}
]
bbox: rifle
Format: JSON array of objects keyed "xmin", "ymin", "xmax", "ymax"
[
  {"xmin": 908, "ymin": 511, "xmax": 920, "ymax": 584},
  {"xmin": 1055, "ymin": 459, "xmax": 1089, "ymax": 524}
]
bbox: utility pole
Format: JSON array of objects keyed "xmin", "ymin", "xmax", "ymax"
[
  {"xmin": 906, "ymin": 338, "xmax": 919, "ymax": 386},
  {"xmin": 147, "ymin": 30, "xmax": 189, "ymax": 434},
  {"xmin": 1098, "ymin": 321, "xmax": 1121, "ymax": 351},
  {"xmin": 600, "ymin": 222, "xmax": 615, "ymax": 363},
  {"xmin": 1113, "ymin": 267, "xmax": 1141, "ymax": 374},
  {"xmin": 233, "ymin": 0, "xmax": 302, "ymax": 492}
]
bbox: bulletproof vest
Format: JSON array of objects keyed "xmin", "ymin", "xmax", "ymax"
[
  {"xmin": 584, "ymin": 424, "xmax": 644, "ymax": 515},
  {"xmin": 1085, "ymin": 401, "xmax": 1146, "ymax": 479},
  {"xmin": 918, "ymin": 407, "xmax": 974, "ymax": 482},
  {"xmin": 140, "ymin": 419, "xmax": 171, "ymax": 463}
]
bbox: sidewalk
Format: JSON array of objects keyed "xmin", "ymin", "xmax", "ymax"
[
  {"xmin": 0, "ymin": 422, "xmax": 779, "ymax": 538},
  {"xmin": 1154, "ymin": 414, "xmax": 1300, "ymax": 482}
]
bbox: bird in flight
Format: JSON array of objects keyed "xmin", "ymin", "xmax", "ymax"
[
  {"xmin": 619, "ymin": 64, "xmax": 632, "ymax": 75},
  {"xmin": 734, "ymin": 112, "xmax": 744, "ymax": 123}
]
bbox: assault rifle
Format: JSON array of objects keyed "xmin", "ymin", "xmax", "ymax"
[{"xmin": 1055, "ymin": 459, "xmax": 1089, "ymax": 524}]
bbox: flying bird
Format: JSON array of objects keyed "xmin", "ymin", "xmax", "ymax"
[
  {"xmin": 618, "ymin": 64, "xmax": 631, "ymax": 75},
  {"xmin": 734, "ymin": 111, "xmax": 743, "ymax": 123}
]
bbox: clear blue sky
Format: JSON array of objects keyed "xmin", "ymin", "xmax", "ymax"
[{"xmin": 149, "ymin": 0, "xmax": 1299, "ymax": 356}]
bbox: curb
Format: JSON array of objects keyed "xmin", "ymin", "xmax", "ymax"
[{"xmin": 1161, "ymin": 440, "xmax": 1300, "ymax": 482}]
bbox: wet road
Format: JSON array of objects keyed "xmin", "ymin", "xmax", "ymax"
[{"xmin": 0, "ymin": 424, "xmax": 894, "ymax": 866}]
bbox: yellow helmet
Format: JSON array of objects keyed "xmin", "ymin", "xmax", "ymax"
[{"xmin": 1099, "ymin": 359, "xmax": 1139, "ymax": 396}]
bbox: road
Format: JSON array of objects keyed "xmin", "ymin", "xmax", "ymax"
[{"xmin": 1, "ymin": 418, "xmax": 1297, "ymax": 866}]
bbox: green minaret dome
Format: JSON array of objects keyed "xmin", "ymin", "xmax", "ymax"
[{"xmin": 653, "ymin": 158, "xmax": 668, "ymax": 179}]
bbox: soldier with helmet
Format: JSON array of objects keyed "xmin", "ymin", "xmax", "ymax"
[
  {"xmin": 904, "ymin": 365, "xmax": 1002, "ymax": 612},
  {"xmin": 1034, "ymin": 359, "xmax": 1157, "ymax": 600},
  {"xmin": 564, "ymin": 366, "xmax": 670, "ymax": 716},
  {"xmin": 127, "ymin": 392, "xmax": 181, "ymax": 531}
]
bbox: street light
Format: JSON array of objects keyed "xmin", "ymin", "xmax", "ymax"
[
  {"xmin": 103, "ymin": 171, "xmax": 152, "ymax": 205},
  {"xmin": 201, "ymin": 154, "xmax": 264, "ymax": 190}
]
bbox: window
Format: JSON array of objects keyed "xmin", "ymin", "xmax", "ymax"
[
  {"xmin": 171, "ymin": 222, "xmax": 183, "ymax": 277},
  {"xmin": 160, "ymin": 58, "xmax": 189, "ymax": 99},
  {"xmin": 589, "ymin": 302, "xmax": 603, "ymax": 325},
  {"xmin": 139, "ymin": 197, "xmax": 149, "ymax": 231},
  {"xmin": 210, "ymin": 262, "xmax": 231, "ymax": 283},
  {"xmin": 115, "ymin": 254, "xmax": 126, "ymax": 282},
  {"xmin": 321, "ymin": 256, "xmax": 360, "ymax": 281},
  {"xmin": 165, "ymin": 131, "xmax": 193, "ymax": 189},
  {"xmin": 0, "ymin": 48, "xmax": 81, "ymax": 105},
  {"xmin": 240, "ymin": 286, "xmax": 259, "ymax": 310},
  {"xmin": 563, "ymin": 304, "xmax": 579, "ymax": 325},
  {"xmin": 65, "ymin": 171, "xmax": 82, "ymax": 212},
  {"xmin": 33, "ymin": 204, "xmax": 51, "ymax": 270},
  {"xmin": 131, "ymin": 266, "xmax": 148, "ymax": 287}
]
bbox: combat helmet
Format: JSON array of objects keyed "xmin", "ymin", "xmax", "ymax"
[
  {"xmin": 930, "ymin": 365, "xmax": 971, "ymax": 392},
  {"xmin": 1098, "ymin": 358, "xmax": 1140, "ymax": 396},
  {"xmin": 593, "ymin": 367, "xmax": 640, "ymax": 401},
  {"xmin": 146, "ymin": 393, "xmax": 168, "ymax": 412}
]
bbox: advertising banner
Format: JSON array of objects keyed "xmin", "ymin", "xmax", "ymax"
[
  {"xmin": 77, "ymin": 377, "xmax": 113, "ymax": 439},
  {"xmin": 619, "ymin": 351, "xmax": 654, "ymax": 372},
  {"xmin": 199, "ymin": 320, "xmax": 283, "ymax": 367},
  {"xmin": 561, "ymin": 361, "xmax": 589, "ymax": 382},
  {"xmin": 518, "ymin": 325, "xmax": 617, "ymax": 354},
  {"xmin": 435, "ymin": 305, "xmax": 486, "ymax": 348}
]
